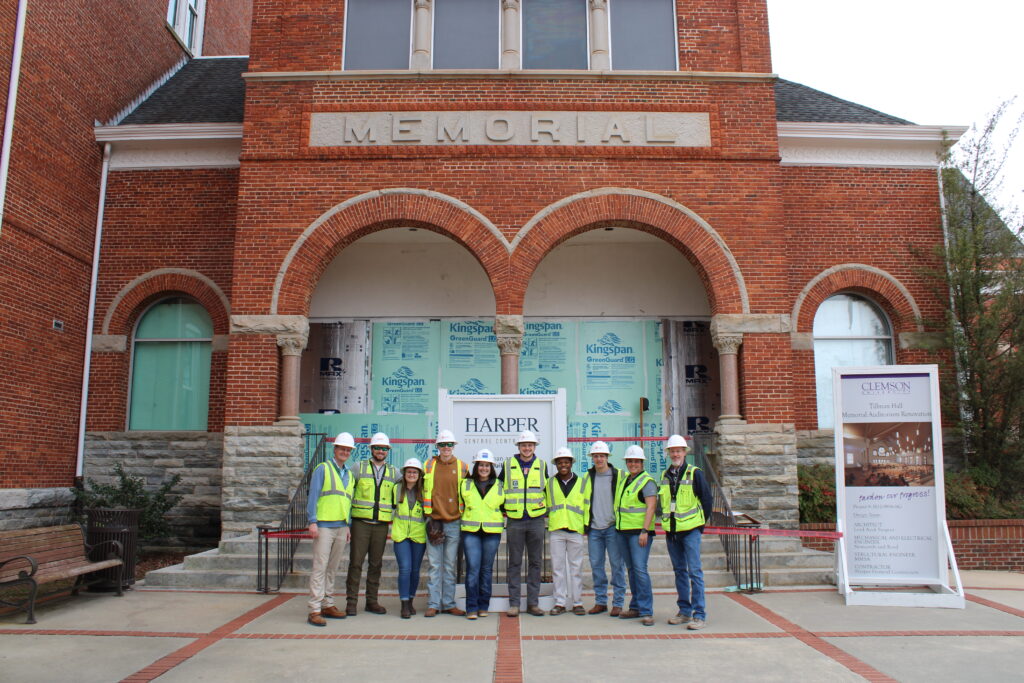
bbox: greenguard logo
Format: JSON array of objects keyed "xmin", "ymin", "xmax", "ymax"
[{"xmin": 383, "ymin": 366, "xmax": 426, "ymax": 388}]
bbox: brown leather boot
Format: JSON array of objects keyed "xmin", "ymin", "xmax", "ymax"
[
  {"xmin": 401, "ymin": 600, "xmax": 412, "ymax": 619},
  {"xmin": 365, "ymin": 601, "xmax": 387, "ymax": 614},
  {"xmin": 308, "ymin": 612, "xmax": 326, "ymax": 627},
  {"xmin": 321, "ymin": 605, "xmax": 346, "ymax": 619}
]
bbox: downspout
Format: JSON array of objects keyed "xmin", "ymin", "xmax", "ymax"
[
  {"xmin": 0, "ymin": 0, "xmax": 29, "ymax": 234},
  {"xmin": 76, "ymin": 142, "xmax": 112, "ymax": 478}
]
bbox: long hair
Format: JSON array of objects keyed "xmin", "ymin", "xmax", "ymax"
[
  {"xmin": 471, "ymin": 461, "xmax": 496, "ymax": 482},
  {"xmin": 399, "ymin": 467, "xmax": 425, "ymax": 506}
]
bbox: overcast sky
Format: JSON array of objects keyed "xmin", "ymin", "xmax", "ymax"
[{"xmin": 766, "ymin": 0, "xmax": 1022, "ymax": 218}]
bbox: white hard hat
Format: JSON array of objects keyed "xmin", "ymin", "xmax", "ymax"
[
  {"xmin": 334, "ymin": 432, "xmax": 355, "ymax": 448},
  {"xmin": 588, "ymin": 441, "xmax": 611, "ymax": 456},
  {"xmin": 624, "ymin": 445, "xmax": 646, "ymax": 460},
  {"xmin": 370, "ymin": 432, "xmax": 391, "ymax": 448},
  {"xmin": 474, "ymin": 449, "xmax": 496, "ymax": 464},
  {"xmin": 402, "ymin": 458, "xmax": 423, "ymax": 471},
  {"xmin": 553, "ymin": 447, "xmax": 574, "ymax": 462},
  {"xmin": 666, "ymin": 434, "xmax": 690, "ymax": 450},
  {"xmin": 515, "ymin": 430, "xmax": 538, "ymax": 444},
  {"xmin": 435, "ymin": 429, "xmax": 457, "ymax": 445}
]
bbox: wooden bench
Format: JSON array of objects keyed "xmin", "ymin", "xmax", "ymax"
[{"xmin": 0, "ymin": 524, "xmax": 124, "ymax": 624}]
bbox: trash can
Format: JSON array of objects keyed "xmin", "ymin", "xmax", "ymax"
[{"xmin": 86, "ymin": 508, "xmax": 141, "ymax": 591}]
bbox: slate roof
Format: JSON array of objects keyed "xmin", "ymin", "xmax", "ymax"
[{"xmin": 117, "ymin": 58, "xmax": 914, "ymax": 127}]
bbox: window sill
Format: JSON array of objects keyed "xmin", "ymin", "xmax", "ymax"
[
  {"xmin": 244, "ymin": 68, "xmax": 776, "ymax": 83},
  {"xmin": 165, "ymin": 22, "xmax": 195, "ymax": 58}
]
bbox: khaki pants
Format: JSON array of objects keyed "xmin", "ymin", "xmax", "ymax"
[
  {"xmin": 308, "ymin": 525, "xmax": 348, "ymax": 613},
  {"xmin": 550, "ymin": 529, "xmax": 585, "ymax": 608}
]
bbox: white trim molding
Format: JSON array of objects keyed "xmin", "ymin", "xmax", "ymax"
[
  {"xmin": 95, "ymin": 123, "xmax": 243, "ymax": 142},
  {"xmin": 94, "ymin": 124, "xmax": 243, "ymax": 170},
  {"xmin": 778, "ymin": 122, "xmax": 968, "ymax": 169},
  {"xmin": 244, "ymin": 69, "xmax": 776, "ymax": 83}
]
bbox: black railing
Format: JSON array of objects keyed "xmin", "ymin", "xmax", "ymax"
[
  {"xmin": 257, "ymin": 433, "xmax": 329, "ymax": 593},
  {"xmin": 690, "ymin": 432, "xmax": 762, "ymax": 592}
]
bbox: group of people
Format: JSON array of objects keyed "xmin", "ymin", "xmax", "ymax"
[{"xmin": 305, "ymin": 429, "xmax": 713, "ymax": 630}]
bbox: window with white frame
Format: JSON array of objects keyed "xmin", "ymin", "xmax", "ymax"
[
  {"xmin": 167, "ymin": 0, "xmax": 205, "ymax": 54},
  {"xmin": 813, "ymin": 293, "xmax": 894, "ymax": 428}
]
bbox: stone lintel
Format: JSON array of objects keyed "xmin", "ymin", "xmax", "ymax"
[
  {"xmin": 92, "ymin": 334, "xmax": 127, "ymax": 353},
  {"xmin": 899, "ymin": 331, "xmax": 945, "ymax": 351},
  {"xmin": 711, "ymin": 314, "xmax": 792, "ymax": 336},
  {"xmin": 790, "ymin": 332, "xmax": 814, "ymax": 350},
  {"xmin": 230, "ymin": 315, "xmax": 309, "ymax": 337}
]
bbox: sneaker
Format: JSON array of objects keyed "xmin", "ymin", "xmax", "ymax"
[
  {"xmin": 549, "ymin": 605, "xmax": 566, "ymax": 616},
  {"xmin": 641, "ymin": 616, "xmax": 654, "ymax": 626},
  {"xmin": 477, "ymin": 610, "xmax": 489, "ymax": 618},
  {"xmin": 588, "ymin": 604, "xmax": 607, "ymax": 615},
  {"xmin": 307, "ymin": 612, "xmax": 326, "ymax": 627},
  {"xmin": 667, "ymin": 613, "xmax": 691, "ymax": 625},
  {"xmin": 506, "ymin": 606, "xmax": 520, "ymax": 617},
  {"xmin": 526, "ymin": 605, "xmax": 545, "ymax": 617},
  {"xmin": 572, "ymin": 605, "xmax": 587, "ymax": 616},
  {"xmin": 466, "ymin": 611, "xmax": 478, "ymax": 620},
  {"xmin": 687, "ymin": 618, "xmax": 706, "ymax": 630}
]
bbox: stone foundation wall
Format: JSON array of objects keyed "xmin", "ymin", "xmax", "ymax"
[
  {"xmin": 221, "ymin": 425, "xmax": 305, "ymax": 538},
  {"xmin": 0, "ymin": 487, "xmax": 75, "ymax": 531},
  {"xmin": 714, "ymin": 421, "xmax": 799, "ymax": 529},
  {"xmin": 83, "ymin": 432, "xmax": 223, "ymax": 550},
  {"xmin": 796, "ymin": 429, "xmax": 834, "ymax": 466}
]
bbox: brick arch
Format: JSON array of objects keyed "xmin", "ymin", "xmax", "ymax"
[
  {"xmin": 272, "ymin": 189, "xmax": 509, "ymax": 315},
  {"xmin": 103, "ymin": 268, "xmax": 231, "ymax": 336},
  {"xmin": 507, "ymin": 188, "xmax": 749, "ymax": 315},
  {"xmin": 793, "ymin": 264, "xmax": 924, "ymax": 334}
]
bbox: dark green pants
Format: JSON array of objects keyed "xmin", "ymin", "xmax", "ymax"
[{"xmin": 346, "ymin": 518, "xmax": 389, "ymax": 604}]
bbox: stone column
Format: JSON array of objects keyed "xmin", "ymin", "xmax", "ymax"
[
  {"xmin": 411, "ymin": 0, "xmax": 433, "ymax": 70},
  {"xmin": 588, "ymin": 0, "xmax": 610, "ymax": 70},
  {"xmin": 276, "ymin": 334, "xmax": 306, "ymax": 425},
  {"xmin": 494, "ymin": 314, "xmax": 524, "ymax": 394},
  {"xmin": 501, "ymin": 0, "xmax": 521, "ymax": 70},
  {"xmin": 713, "ymin": 332, "xmax": 743, "ymax": 422}
]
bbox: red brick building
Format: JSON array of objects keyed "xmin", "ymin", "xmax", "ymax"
[{"xmin": 2, "ymin": 1, "xmax": 962, "ymax": 545}]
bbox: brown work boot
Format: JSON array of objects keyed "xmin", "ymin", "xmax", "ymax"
[
  {"xmin": 424, "ymin": 608, "xmax": 439, "ymax": 617},
  {"xmin": 444, "ymin": 607, "xmax": 466, "ymax": 616},
  {"xmin": 400, "ymin": 600, "xmax": 412, "ymax": 619},
  {"xmin": 618, "ymin": 609, "xmax": 640, "ymax": 619},
  {"xmin": 307, "ymin": 612, "xmax": 326, "ymax": 627},
  {"xmin": 506, "ymin": 606, "xmax": 520, "ymax": 617},
  {"xmin": 641, "ymin": 616, "xmax": 654, "ymax": 626},
  {"xmin": 365, "ymin": 602, "xmax": 387, "ymax": 615},
  {"xmin": 609, "ymin": 606, "xmax": 622, "ymax": 617},
  {"xmin": 588, "ymin": 604, "xmax": 607, "ymax": 615},
  {"xmin": 526, "ymin": 605, "xmax": 545, "ymax": 617},
  {"xmin": 345, "ymin": 603, "xmax": 357, "ymax": 616},
  {"xmin": 321, "ymin": 605, "xmax": 346, "ymax": 619}
]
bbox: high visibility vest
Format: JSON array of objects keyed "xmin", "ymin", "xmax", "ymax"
[
  {"xmin": 423, "ymin": 456, "xmax": 469, "ymax": 516},
  {"xmin": 658, "ymin": 464, "xmax": 706, "ymax": 532},
  {"xmin": 546, "ymin": 475, "xmax": 589, "ymax": 534},
  {"xmin": 614, "ymin": 471, "xmax": 656, "ymax": 532},
  {"xmin": 351, "ymin": 460, "xmax": 399, "ymax": 522},
  {"xmin": 314, "ymin": 460, "xmax": 354, "ymax": 523},
  {"xmin": 459, "ymin": 479, "xmax": 505, "ymax": 534},
  {"xmin": 503, "ymin": 457, "xmax": 547, "ymax": 519},
  {"xmin": 391, "ymin": 486, "xmax": 427, "ymax": 543}
]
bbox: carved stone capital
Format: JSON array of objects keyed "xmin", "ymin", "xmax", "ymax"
[
  {"xmin": 589, "ymin": 0, "xmax": 607, "ymax": 9},
  {"xmin": 712, "ymin": 333, "xmax": 743, "ymax": 355},
  {"xmin": 502, "ymin": 0, "xmax": 519, "ymax": 10},
  {"xmin": 497, "ymin": 334, "xmax": 523, "ymax": 356},
  {"xmin": 231, "ymin": 314, "xmax": 309, "ymax": 338},
  {"xmin": 415, "ymin": 0, "xmax": 431, "ymax": 8},
  {"xmin": 277, "ymin": 334, "xmax": 307, "ymax": 357}
]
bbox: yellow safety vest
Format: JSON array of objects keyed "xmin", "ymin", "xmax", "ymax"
[
  {"xmin": 351, "ymin": 459, "xmax": 399, "ymax": 522},
  {"xmin": 459, "ymin": 479, "xmax": 506, "ymax": 534},
  {"xmin": 658, "ymin": 464, "xmax": 706, "ymax": 532},
  {"xmin": 614, "ymin": 471, "xmax": 656, "ymax": 532},
  {"xmin": 546, "ymin": 475, "xmax": 589, "ymax": 534},
  {"xmin": 314, "ymin": 460, "xmax": 354, "ymax": 523},
  {"xmin": 503, "ymin": 457, "xmax": 547, "ymax": 519},
  {"xmin": 391, "ymin": 486, "xmax": 427, "ymax": 543},
  {"xmin": 423, "ymin": 456, "xmax": 469, "ymax": 516}
]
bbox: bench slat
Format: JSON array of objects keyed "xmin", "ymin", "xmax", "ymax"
[
  {"xmin": 0, "ymin": 525, "xmax": 83, "ymax": 542},
  {"xmin": 35, "ymin": 560, "xmax": 123, "ymax": 583}
]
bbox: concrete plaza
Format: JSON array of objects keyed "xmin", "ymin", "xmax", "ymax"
[{"xmin": 1, "ymin": 571, "xmax": 1021, "ymax": 682}]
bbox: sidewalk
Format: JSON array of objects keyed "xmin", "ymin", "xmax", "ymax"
[{"xmin": 1, "ymin": 571, "xmax": 1021, "ymax": 682}]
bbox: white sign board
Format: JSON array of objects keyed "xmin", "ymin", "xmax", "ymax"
[
  {"xmin": 438, "ymin": 389, "xmax": 567, "ymax": 468},
  {"xmin": 833, "ymin": 365, "xmax": 963, "ymax": 608}
]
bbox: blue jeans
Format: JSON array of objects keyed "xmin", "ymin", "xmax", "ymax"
[
  {"xmin": 393, "ymin": 539, "xmax": 426, "ymax": 601},
  {"xmin": 666, "ymin": 529, "xmax": 705, "ymax": 619},
  {"xmin": 462, "ymin": 531, "xmax": 501, "ymax": 613},
  {"xmin": 426, "ymin": 520, "xmax": 461, "ymax": 610},
  {"xmin": 617, "ymin": 531, "xmax": 654, "ymax": 617},
  {"xmin": 587, "ymin": 526, "xmax": 626, "ymax": 608}
]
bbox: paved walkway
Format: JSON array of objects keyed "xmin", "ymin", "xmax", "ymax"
[{"xmin": 1, "ymin": 571, "xmax": 1021, "ymax": 682}]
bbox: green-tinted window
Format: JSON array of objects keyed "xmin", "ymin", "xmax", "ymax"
[{"xmin": 130, "ymin": 298, "xmax": 212, "ymax": 430}]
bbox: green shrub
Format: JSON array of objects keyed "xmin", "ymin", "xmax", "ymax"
[
  {"xmin": 71, "ymin": 462, "xmax": 182, "ymax": 540},
  {"xmin": 798, "ymin": 464, "xmax": 837, "ymax": 523}
]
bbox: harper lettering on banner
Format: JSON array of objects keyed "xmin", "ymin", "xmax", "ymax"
[{"xmin": 309, "ymin": 111, "xmax": 711, "ymax": 147}]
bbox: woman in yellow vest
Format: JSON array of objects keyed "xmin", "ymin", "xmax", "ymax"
[
  {"xmin": 393, "ymin": 458, "xmax": 427, "ymax": 619},
  {"xmin": 614, "ymin": 445, "xmax": 658, "ymax": 626},
  {"xmin": 459, "ymin": 449, "xmax": 505, "ymax": 620}
]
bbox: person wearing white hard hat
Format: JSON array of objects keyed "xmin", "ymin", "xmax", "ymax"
[
  {"xmin": 460, "ymin": 449, "xmax": 505, "ymax": 619},
  {"xmin": 614, "ymin": 444, "xmax": 658, "ymax": 626},
  {"xmin": 660, "ymin": 435, "xmax": 714, "ymax": 630},
  {"xmin": 422, "ymin": 429, "xmax": 469, "ymax": 617},
  {"xmin": 545, "ymin": 447, "xmax": 589, "ymax": 615},
  {"xmin": 346, "ymin": 432, "xmax": 399, "ymax": 615},
  {"xmin": 393, "ymin": 458, "xmax": 427, "ymax": 619},
  {"xmin": 497, "ymin": 429, "xmax": 552, "ymax": 617},
  {"xmin": 582, "ymin": 440, "xmax": 627, "ymax": 616},
  {"xmin": 306, "ymin": 433, "xmax": 356, "ymax": 627}
]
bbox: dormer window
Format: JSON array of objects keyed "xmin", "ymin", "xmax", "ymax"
[{"xmin": 166, "ymin": 0, "xmax": 205, "ymax": 55}]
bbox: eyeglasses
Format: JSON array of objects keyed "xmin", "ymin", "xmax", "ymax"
[
  {"xmin": 371, "ymin": 446, "xmax": 390, "ymax": 452},
  {"xmin": 437, "ymin": 442, "xmax": 455, "ymax": 448}
]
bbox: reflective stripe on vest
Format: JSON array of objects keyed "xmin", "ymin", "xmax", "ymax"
[
  {"xmin": 351, "ymin": 460, "xmax": 398, "ymax": 522},
  {"xmin": 460, "ymin": 480, "xmax": 505, "ymax": 534},
  {"xmin": 546, "ymin": 475, "xmax": 588, "ymax": 534},
  {"xmin": 614, "ymin": 471, "xmax": 655, "ymax": 531},
  {"xmin": 423, "ymin": 457, "xmax": 468, "ymax": 515},
  {"xmin": 315, "ymin": 461, "xmax": 353, "ymax": 523},
  {"xmin": 391, "ymin": 487, "xmax": 426, "ymax": 544},
  {"xmin": 658, "ymin": 464, "xmax": 705, "ymax": 532},
  {"xmin": 503, "ymin": 458, "xmax": 547, "ymax": 519}
]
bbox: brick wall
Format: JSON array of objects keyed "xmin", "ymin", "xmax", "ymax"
[{"xmin": 202, "ymin": 0, "xmax": 252, "ymax": 56}]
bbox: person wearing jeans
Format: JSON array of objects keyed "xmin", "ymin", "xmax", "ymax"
[
  {"xmin": 423, "ymin": 429, "xmax": 468, "ymax": 617},
  {"xmin": 460, "ymin": 449, "xmax": 505, "ymax": 619},
  {"xmin": 392, "ymin": 457, "xmax": 427, "ymax": 619},
  {"xmin": 583, "ymin": 441, "xmax": 626, "ymax": 616},
  {"xmin": 614, "ymin": 445, "xmax": 658, "ymax": 627}
]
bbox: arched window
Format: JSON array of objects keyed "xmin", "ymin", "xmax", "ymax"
[
  {"xmin": 129, "ymin": 297, "xmax": 212, "ymax": 430},
  {"xmin": 813, "ymin": 293, "xmax": 893, "ymax": 428}
]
